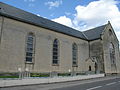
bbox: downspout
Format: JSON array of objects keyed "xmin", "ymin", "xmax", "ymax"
[
  {"xmin": 101, "ymin": 36, "xmax": 105, "ymax": 74},
  {"xmin": 0, "ymin": 15, "xmax": 4, "ymax": 45},
  {"xmin": 88, "ymin": 41, "xmax": 90, "ymax": 58}
]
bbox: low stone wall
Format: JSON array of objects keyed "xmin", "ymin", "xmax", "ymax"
[{"xmin": 0, "ymin": 74, "xmax": 104, "ymax": 87}]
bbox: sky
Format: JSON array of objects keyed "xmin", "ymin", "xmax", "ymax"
[{"xmin": 0, "ymin": 0, "xmax": 120, "ymax": 41}]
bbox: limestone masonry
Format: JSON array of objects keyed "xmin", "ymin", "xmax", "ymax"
[{"xmin": 0, "ymin": 2, "xmax": 120, "ymax": 75}]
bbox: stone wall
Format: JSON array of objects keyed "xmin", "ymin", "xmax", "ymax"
[
  {"xmin": 102, "ymin": 23, "xmax": 120, "ymax": 74},
  {"xmin": 89, "ymin": 39, "xmax": 104, "ymax": 73},
  {"xmin": 0, "ymin": 17, "xmax": 89, "ymax": 74},
  {"xmin": 0, "ymin": 16, "xmax": 119, "ymax": 75}
]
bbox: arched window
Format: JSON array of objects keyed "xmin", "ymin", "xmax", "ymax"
[
  {"xmin": 26, "ymin": 33, "xmax": 35, "ymax": 62},
  {"xmin": 52, "ymin": 39, "xmax": 59, "ymax": 65},
  {"xmin": 109, "ymin": 43, "xmax": 115, "ymax": 64},
  {"xmin": 72, "ymin": 43, "xmax": 78, "ymax": 66}
]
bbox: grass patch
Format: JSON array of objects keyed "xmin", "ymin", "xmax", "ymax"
[
  {"xmin": 30, "ymin": 73, "xmax": 50, "ymax": 77},
  {"xmin": 0, "ymin": 73, "xmax": 19, "ymax": 78},
  {"xmin": 0, "ymin": 76, "xmax": 19, "ymax": 78}
]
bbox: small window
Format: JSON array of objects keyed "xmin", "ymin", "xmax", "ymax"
[
  {"xmin": 72, "ymin": 43, "xmax": 78, "ymax": 66},
  {"xmin": 52, "ymin": 39, "xmax": 59, "ymax": 65},
  {"xmin": 109, "ymin": 29, "xmax": 112, "ymax": 36},
  {"xmin": 26, "ymin": 33, "xmax": 35, "ymax": 63}
]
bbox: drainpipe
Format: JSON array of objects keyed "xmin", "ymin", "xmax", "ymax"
[
  {"xmin": 0, "ymin": 16, "xmax": 4, "ymax": 46},
  {"xmin": 88, "ymin": 41, "xmax": 90, "ymax": 58}
]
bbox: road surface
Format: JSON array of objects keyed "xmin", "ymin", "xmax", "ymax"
[
  {"xmin": 0, "ymin": 76, "xmax": 120, "ymax": 90},
  {"xmin": 53, "ymin": 77, "xmax": 120, "ymax": 90}
]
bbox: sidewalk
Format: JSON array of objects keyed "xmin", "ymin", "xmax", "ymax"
[{"xmin": 0, "ymin": 74, "xmax": 104, "ymax": 87}]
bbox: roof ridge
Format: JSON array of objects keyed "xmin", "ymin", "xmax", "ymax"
[
  {"xmin": 83, "ymin": 24, "xmax": 107, "ymax": 32},
  {"xmin": 82, "ymin": 32, "xmax": 88, "ymax": 40},
  {"xmin": 83, "ymin": 24, "xmax": 107, "ymax": 40}
]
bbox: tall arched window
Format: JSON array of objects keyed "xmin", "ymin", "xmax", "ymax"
[
  {"xmin": 72, "ymin": 43, "xmax": 78, "ymax": 66},
  {"xmin": 26, "ymin": 33, "xmax": 35, "ymax": 62},
  {"xmin": 52, "ymin": 39, "xmax": 59, "ymax": 65},
  {"xmin": 109, "ymin": 43, "xmax": 115, "ymax": 64}
]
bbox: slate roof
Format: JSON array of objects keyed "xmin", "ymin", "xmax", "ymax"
[
  {"xmin": 0, "ymin": 2, "xmax": 86, "ymax": 40},
  {"xmin": 0, "ymin": 2, "xmax": 107, "ymax": 41},
  {"xmin": 83, "ymin": 25, "xmax": 107, "ymax": 40}
]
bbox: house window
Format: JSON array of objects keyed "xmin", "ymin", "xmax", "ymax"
[
  {"xmin": 26, "ymin": 33, "xmax": 35, "ymax": 62},
  {"xmin": 109, "ymin": 43, "xmax": 115, "ymax": 64},
  {"xmin": 52, "ymin": 39, "xmax": 59, "ymax": 65},
  {"xmin": 72, "ymin": 43, "xmax": 78, "ymax": 66}
]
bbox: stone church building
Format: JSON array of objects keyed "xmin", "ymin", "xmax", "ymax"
[{"xmin": 0, "ymin": 2, "xmax": 120, "ymax": 76}]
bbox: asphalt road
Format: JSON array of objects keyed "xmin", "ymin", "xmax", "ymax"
[
  {"xmin": 53, "ymin": 77, "xmax": 120, "ymax": 90},
  {"xmin": 0, "ymin": 76, "xmax": 120, "ymax": 90}
]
